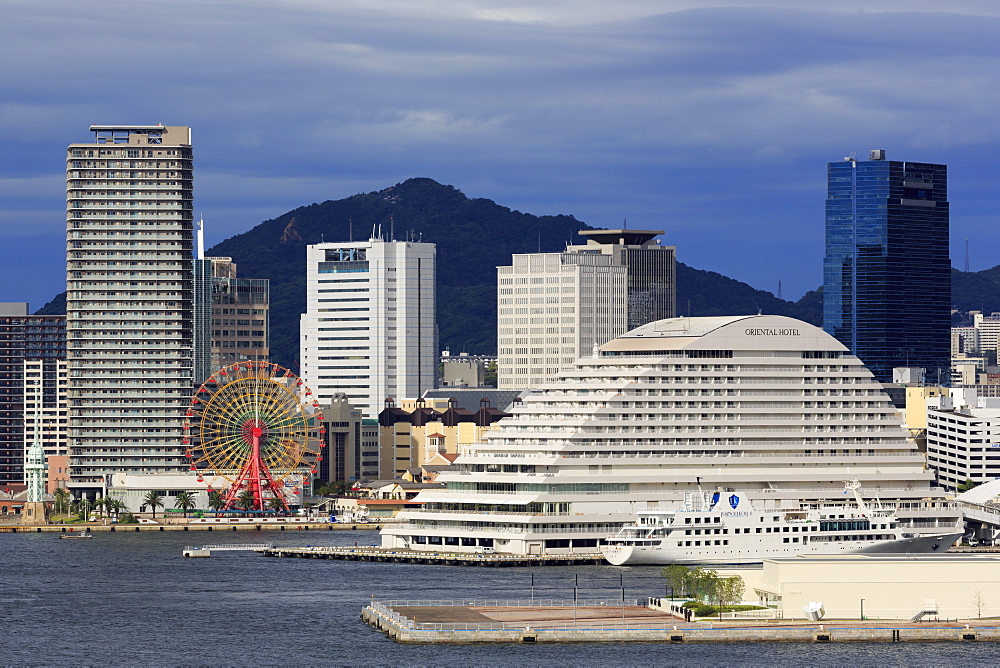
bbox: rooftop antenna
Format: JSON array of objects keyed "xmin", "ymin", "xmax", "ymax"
[
  {"xmin": 349, "ymin": 217, "xmax": 353, "ymax": 243},
  {"xmin": 777, "ymin": 279, "xmax": 783, "ymax": 300},
  {"xmin": 390, "ymin": 216, "xmax": 395, "ymax": 241},
  {"xmin": 623, "ymin": 217, "xmax": 627, "ymax": 230},
  {"xmin": 320, "ymin": 233, "xmax": 324, "ymax": 243},
  {"xmin": 965, "ymin": 238, "xmax": 970, "ymax": 272},
  {"xmin": 537, "ymin": 227, "xmax": 541, "ymax": 253},
  {"xmin": 196, "ymin": 216, "xmax": 205, "ymax": 260}
]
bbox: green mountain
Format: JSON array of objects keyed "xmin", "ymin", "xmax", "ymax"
[{"xmin": 63, "ymin": 178, "xmax": 1000, "ymax": 369}]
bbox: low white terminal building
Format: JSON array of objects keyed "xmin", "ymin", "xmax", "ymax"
[{"xmin": 722, "ymin": 554, "xmax": 1000, "ymax": 620}]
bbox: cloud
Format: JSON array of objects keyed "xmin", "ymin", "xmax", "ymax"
[{"xmin": 0, "ymin": 0, "xmax": 998, "ymax": 306}]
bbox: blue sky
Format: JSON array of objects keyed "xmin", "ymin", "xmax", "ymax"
[{"xmin": 1, "ymin": 0, "xmax": 998, "ymax": 310}]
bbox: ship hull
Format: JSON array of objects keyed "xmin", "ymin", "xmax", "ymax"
[{"xmin": 601, "ymin": 532, "xmax": 962, "ymax": 566}]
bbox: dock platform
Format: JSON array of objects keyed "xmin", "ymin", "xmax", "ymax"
[
  {"xmin": 363, "ymin": 599, "xmax": 1000, "ymax": 644},
  {"xmin": 263, "ymin": 546, "xmax": 604, "ymax": 566}
]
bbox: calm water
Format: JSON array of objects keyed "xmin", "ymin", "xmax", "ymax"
[{"xmin": 0, "ymin": 528, "xmax": 994, "ymax": 665}]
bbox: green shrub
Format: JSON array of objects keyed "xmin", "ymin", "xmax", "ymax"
[{"xmin": 693, "ymin": 605, "xmax": 717, "ymax": 617}]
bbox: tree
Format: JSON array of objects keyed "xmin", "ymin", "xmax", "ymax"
[
  {"xmin": 958, "ymin": 478, "xmax": 982, "ymax": 493},
  {"xmin": 718, "ymin": 576, "xmax": 746, "ymax": 610},
  {"xmin": 237, "ymin": 490, "xmax": 256, "ymax": 511},
  {"xmin": 207, "ymin": 490, "xmax": 225, "ymax": 513},
  {"xmin": 93, "ymin": 496, "xmax": 109, "ymax": 518},
  {"xmin": 53, "ymin": 487, "xmax": 69, "ymax": 516},
  {"xmin": 174, "ymin": 491, "xmax": 197, "ymax": 518},
  {"xmin": 143, "ymin": 491, "xmax": 164, "ymax": 519},
  {"xmin": 973, "ymin": 590, "xmax": 985, "ymax": 619},
  {"xmin": 690, "ymin": 567, "xmax": 721, "ymax": 604},
  {"xmin": 661, "ymin": 564, "xmax": 691, "ymax": 599},
  {"xmin": 109, "ymin": 498, "xmax": 126, "ymax": 520},
  {"xmin": 316, "ymin": 480, "xmax": 352, "ymax": 497},
  {"xmin": 266, "ymin": 496, "xmax": 287, "ymax": 513}
]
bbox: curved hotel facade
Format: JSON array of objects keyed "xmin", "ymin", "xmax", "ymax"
[{"xmin": 381, "ymin": 315, "xmax": 958, "ymax": 555}]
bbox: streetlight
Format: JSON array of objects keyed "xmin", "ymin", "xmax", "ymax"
[{"xmin": 860, "ymin": 598, "xmax": 865, "ymax": 621}]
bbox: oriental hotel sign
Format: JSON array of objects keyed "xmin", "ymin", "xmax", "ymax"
[{"xmin": 744, "ymin": 328, "xmax": 801, "ymax": 336}]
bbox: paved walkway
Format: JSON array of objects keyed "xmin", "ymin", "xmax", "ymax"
[{"xmin": 394, "ymin": 605, "xmax": 681, "ymax": 628}]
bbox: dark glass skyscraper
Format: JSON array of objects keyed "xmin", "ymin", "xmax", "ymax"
[{"xmin": 823, "ymin": 150, "xmax": 950, "ymax": 383}]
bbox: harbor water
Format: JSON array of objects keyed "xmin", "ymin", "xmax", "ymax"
[{"xmin": 1, "ymin": 529, "xmax": 994, "ymax": 665}]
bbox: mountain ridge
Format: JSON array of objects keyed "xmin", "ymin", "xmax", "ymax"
[{"xmin": 37, "ymin": 177, "xmax": 983, "ymax": 370}]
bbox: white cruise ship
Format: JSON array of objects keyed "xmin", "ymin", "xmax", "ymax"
[
  {"xmin": 601, "ymin": 481, "xmax": 961, "ymax": 565},
  {"xmin": 381, "ymin": 315, "xmax": 960, "ymax": 555}
]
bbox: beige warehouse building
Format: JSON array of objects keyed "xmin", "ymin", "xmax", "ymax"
[{"xmin": 744, "ymin": 555, "xmax": 1000, "ymax": 620}]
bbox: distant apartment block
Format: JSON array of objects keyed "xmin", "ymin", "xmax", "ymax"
[
  {"xmin": 926, "ymin": 396, "xmax": 1000, "ymax": 492},
  {"xmin": 0, "ymin": 304, "xmax": 65, "ymax": 485},
  {"xmin": 24, "ymin": 358, "xmax": 69, "ymax": 488},
  {"xmin": 952, "ymin": 326, "xmax": 979, "ymax": 357},
  {"xmin": 66, "ymin": 125, "xmax": 194, "ymax": 495},
  {"xmin": 300, "ymin": 239, "xmax": 436, "ymax": 420}
]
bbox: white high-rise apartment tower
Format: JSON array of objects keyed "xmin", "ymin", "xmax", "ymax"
[
  {"xmin": 300, "ymin": 239, "xmax": 436, "ymax": 420},
  {"xmin": 66, "ymin": 125, "xmax": 194, "ymax": 496}
]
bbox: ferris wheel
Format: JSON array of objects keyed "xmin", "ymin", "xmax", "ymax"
[{"xmin": 184, "ymin": 361, "xmax": 325, "ymax": 512}]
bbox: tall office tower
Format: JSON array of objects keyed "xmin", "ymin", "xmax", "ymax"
[
  {"xmin": 300, "ymin": 239, "xmax": 436, "ymax": 420},
  {"xmin": 0, "ymin": 304, "xmax": 65, "ymax": 485},
  {"xmin": 573, "ymin": 229, "xmax": 676, "ymax": 330},
  {"xmin": 66, "ymin": 125, "xmax": 193, "ymax": 496},
  {"xmin": 824, "ymin": 150, "xmax": 950, "ymax": 384},
  {"xmin": 193, "ymin": 256, "xmax": 269, "ymax": 383}
]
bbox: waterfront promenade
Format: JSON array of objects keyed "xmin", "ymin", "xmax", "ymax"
[{"xmin": 0, "ymin": 521, "xmax": 381, "ymax": 533}]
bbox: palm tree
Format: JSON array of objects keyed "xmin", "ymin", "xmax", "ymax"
[
  {"xmin": 237, "ymin": 489, "xmax": 256, "ymax": 511},
  {"xmin": 53, "ymin": 487, "xmax": 69, "ymax": 517},
  {"xmin": 207, "ymin": 490, "xmax": 225, "ymax": 514},
  {"xmin": 266, "ymin": 496, "xmax": 287, "ymax": 514},
  {"xmin": 174, "ymin": 491, "xmax": 197, "ymax": 518},
  {"xmin": 109, "ymin": 498, "xmax": 126, "ymax": 521},
  {"xmin": 93, "ymin": 496, "xmax": 108, "ymax": 518},
  {"xmin": 143, "ymin": 491, "xmax": 164, "ymax": 519}
]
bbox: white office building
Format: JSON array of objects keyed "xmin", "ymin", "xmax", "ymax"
[
  {"xmin": 66, "ymin": 125, "xmax": 194, "ymax": 496},
  {"xmin": 382, "ymin": 315, "xmax": 958, "ymax": 555},
  {"xmin": 300, "ymin": 239, "xmax": 436, "ymax": 420},
  {"xmin": 497, "ymin": 229, "xmax": 674, "ymax": 390},
  {"xmin": 497, "ymin": 252, "xmax": 627, "ymax": 390}
]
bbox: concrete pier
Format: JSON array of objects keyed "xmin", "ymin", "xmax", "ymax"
[
  {"xmin": 362, "ymin": 600, "xmax": 1000, "ymax": 644},
  {"xmin": 263, "ymin": 546, "xmax": 604, "ymax": 566}
]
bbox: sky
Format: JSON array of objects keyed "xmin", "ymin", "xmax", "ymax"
[{"xmin": 1, "ymin": 0, "xmax": 999, "ymax": 310}]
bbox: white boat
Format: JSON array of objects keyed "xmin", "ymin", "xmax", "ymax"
[
  {"xmin": 601, "ymin": 481, "xmax": 962, "ymax": 566},
  {"xmin": 59, "ymin": 529, "xmax": 93, "ymax": 539}
]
